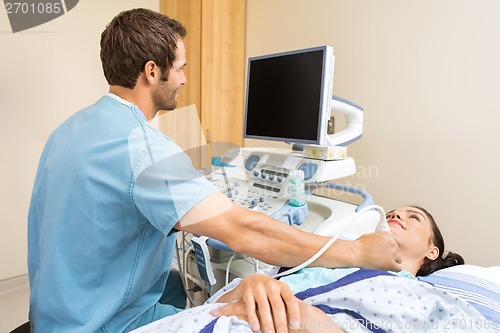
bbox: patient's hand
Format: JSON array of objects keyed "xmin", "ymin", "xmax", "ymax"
[
  {"xmin": 212, "ymin": 298, "xmax": 345, "ymax": 332},
  {"xmin": 211, "ymin": 274, "xmax": 300, "ymax": 333},
  {"xmin": 353, "ymin": 232, "xmax": 402, "ymax": 271}
]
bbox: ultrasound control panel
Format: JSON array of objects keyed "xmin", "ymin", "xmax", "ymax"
[
  {"xmin": 211, "ymin": 178, "xmax": 283, "ymax": 213},
  {"xmin": 242, "ymin": 151, "xmax": 326, "ymax": 196},
  {"xmin": 207, "ymin": 150, "xmax": 321, "ymax": 226},
  {"xmin": 210, "ymin": 176, "xmax": 308, "ymax": 227}
]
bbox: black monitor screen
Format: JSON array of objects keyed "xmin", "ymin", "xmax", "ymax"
[{"xmin": 244, "ymin": 46, "xmax": 332, "ymax": 145}]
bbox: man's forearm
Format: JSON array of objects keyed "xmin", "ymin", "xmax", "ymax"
[
  {"xmin": 180, "ymin": 204, "xmax": 401, "ymax": 272},
  {"xmin": 184, "ymin": 204, "xmax": 357, "ymax": 268},
  {"xmin": 231, "ymin": 211, "xmax": 359, "ymax": 268}
]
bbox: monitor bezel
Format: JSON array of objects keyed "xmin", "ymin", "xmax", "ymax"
[{"xmin": 243, "ymin": 45, "xmax": 334, "ymax": 146}]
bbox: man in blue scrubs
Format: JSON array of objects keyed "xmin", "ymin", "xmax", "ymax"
[{"xmin": 28, "ymin": 8, "xmax": 402, "ymax": 333}]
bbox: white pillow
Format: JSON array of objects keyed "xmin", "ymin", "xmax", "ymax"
[
  {"xmin": 417, "ymin": 265, "xmax": 500, "ymax": 325},
  {"xmin": 437, "ymin": 264, "xmax": 500, "ymax": 285}
]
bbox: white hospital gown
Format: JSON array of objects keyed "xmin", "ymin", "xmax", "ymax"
[{"xmin": 131, "ymin": 268, "xmax": 497, "ymax": 333}]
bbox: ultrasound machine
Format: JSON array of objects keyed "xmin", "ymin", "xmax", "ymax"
[{"xmin": 176, "ymin": 46, "xmax": 387, "ymax": 305}]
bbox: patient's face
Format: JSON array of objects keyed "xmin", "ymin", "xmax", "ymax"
[{"xmin": 386, "ymin": 207, "xmax": 435, "ymax": 262}]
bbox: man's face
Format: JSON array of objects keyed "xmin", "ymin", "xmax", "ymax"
[{"xmin": 152, "ymin": 38, "xmax": 187, "ymax": 111}]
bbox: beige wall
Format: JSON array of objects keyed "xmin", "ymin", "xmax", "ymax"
[
  {"xmin": 0, "ymin": 0, "xmax": 159, "ymax": 280},
  {"xmin": 246, "ymin": 0, "xmax": 500, "ymax": 266}
]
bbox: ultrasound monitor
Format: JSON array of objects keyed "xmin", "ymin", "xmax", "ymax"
[{"xmin": 243, "ymin": 46, "xmax": 335, "ymax": 146}]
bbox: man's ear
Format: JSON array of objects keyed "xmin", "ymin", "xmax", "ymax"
[
  {"xmin": 144, "ymin": 60, "xmax": 157, "ymax": 85},
  {"xmin": 426, "ymin": 246, "xmax": 439, "ymax": 261}
]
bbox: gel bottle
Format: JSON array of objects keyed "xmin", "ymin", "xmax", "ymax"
[{"xmin": 288, "ymin": 169, "xmax": 306, "ymax": 207}]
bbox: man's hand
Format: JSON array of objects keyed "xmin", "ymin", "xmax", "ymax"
[
  {"xmin": 211, "ymin": 274, "xmax": 301, "ymax": 333},
  {"xmin": 352, "ymin": 232, "xmax": 402, "ymax": 271}
]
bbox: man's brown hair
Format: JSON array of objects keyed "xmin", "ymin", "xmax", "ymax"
[{"xmin": 100, "ymin": 8, "xmax": 187, "ymax": 89}]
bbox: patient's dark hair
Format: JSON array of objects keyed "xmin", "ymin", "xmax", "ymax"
[{"xmin": 413, "ymin": 205, "xmax": 465, "ymax": 276}]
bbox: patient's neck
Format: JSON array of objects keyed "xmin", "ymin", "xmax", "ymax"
[{"xmin": 401, "ymin": 259, "xmax": 420, "ymax": 276}]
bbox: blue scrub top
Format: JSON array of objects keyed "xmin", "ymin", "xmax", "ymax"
[{"xmin": 28, "ymin": 95, "xmax": 217, "ymax": 332}]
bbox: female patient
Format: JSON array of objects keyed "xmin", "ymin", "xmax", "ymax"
[
  {"xmin": 132, "ymin": 206, "xmax": 473, "ymax": 333},
  {"xmin": 209, "ymin": 205, "xmax": 466, "ymax": 333}
]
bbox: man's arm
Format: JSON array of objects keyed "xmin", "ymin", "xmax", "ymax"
[
  {"xmin": 175, "ymin": 193, "xmax": 402, "ymax": 271},
  {"xmin": 174, "ymin": 193, "xmax": 401, "ymax": 332}
]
